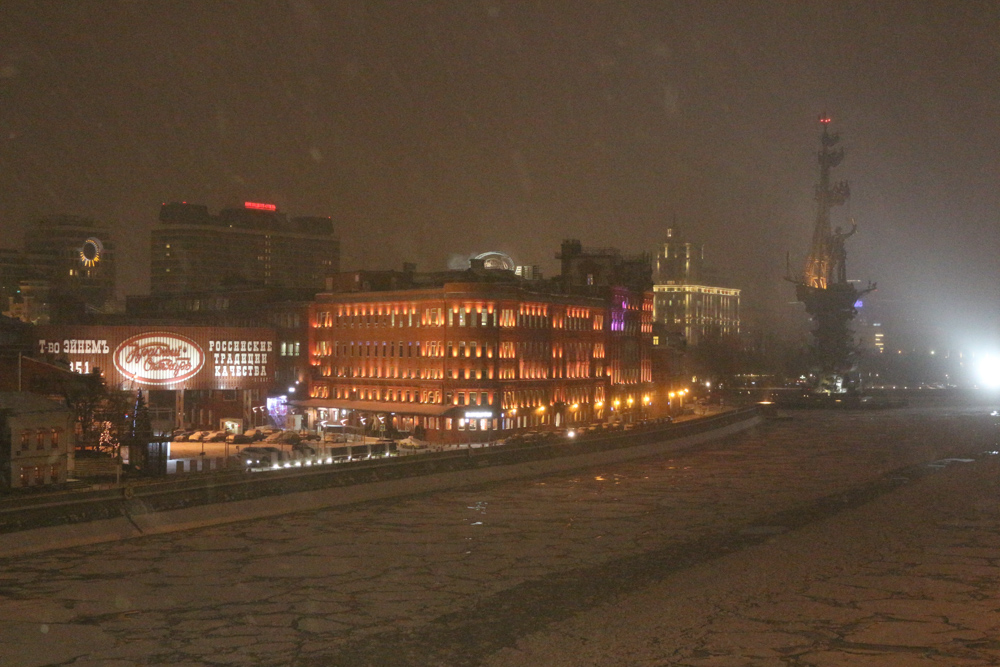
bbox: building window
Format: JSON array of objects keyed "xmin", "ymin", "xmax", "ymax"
[
  {"xmin": 51, "ymin": 428, "xmax": 61, "ymax": 448},
  {"xmin": 36, "ymin": 429, "xmax": 46, "ymax": 450}
]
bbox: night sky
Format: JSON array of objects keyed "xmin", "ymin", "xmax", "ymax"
[{"xmin": 2, "ymin": 1, "xmax": 998, "ymax": 347}]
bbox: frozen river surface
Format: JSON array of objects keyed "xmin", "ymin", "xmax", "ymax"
[{"xmin": 2, "ymin": 397, "xmax": 1000, "ymax": 666}]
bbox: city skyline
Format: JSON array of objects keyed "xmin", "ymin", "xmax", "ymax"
[{"xmin": 2, "ymin": 2, "xmax": 998, "ymax": 348}]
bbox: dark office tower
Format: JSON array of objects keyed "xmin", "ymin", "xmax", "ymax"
[
  {"xmin": 22, "ymin": 215, "xmax": 117, "ymax": 313},
  {"xmin": 151, "ymin": 202, "xmax": 340, "ymax": 295}
]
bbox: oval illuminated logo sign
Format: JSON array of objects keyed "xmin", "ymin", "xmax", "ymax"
[{"xmin": 113, "ymin": 332, "xmax": 205, "ymax": 385}]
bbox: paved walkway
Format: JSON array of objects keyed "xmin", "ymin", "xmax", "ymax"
[{"xmin": 0, "ymin": 401, "xmax": 997, "ymax": 666}]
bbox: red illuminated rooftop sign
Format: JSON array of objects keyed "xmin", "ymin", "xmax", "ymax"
[{"xmin": 244, "ymin": 201, "xmax": 277, "ymax": 211}]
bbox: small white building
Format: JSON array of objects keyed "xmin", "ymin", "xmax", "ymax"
[{"xmin": 0, "ymin": 392, "xmax": 73, "ymax": 490}]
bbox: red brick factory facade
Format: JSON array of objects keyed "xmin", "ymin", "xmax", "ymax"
[{"xmin": 301, "ymin": 278, "xmax": 654, "ymax": 444}]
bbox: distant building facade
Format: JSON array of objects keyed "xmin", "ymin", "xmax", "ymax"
[
  {"xmin": 2, "ymin": 215, "xmax": 117, "ymax": 322},
  {"xmin": 556, "ymin": 239, "xmax": 651, "ymax": 291},
  {"xmin": 151, "ymin": 202, "xmax": 340, "ymax": 294},
  {"xmin": 652, "ymin": 228, "xmax": 740, "ymax": 346},
  {"xmin": 0, "ymin": 392, "xmax": 73, "ymax": 490}
]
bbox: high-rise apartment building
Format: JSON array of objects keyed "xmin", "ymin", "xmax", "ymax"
[
  {"xmin": 23, "ymin": 215, "xmax": 116, "ymax": 305},
  {"xmin": 2, "ymin": 215, "xmax": 117, "ymax": 322},
  {"xmin": 151, "ymin": 202, "xmax": 340, "ymax": 294},
  {"xmin": 652, "ymin": 228, "xmax": 740, "ymax": 346}
]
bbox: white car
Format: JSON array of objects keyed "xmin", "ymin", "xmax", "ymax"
[{"xmin": 263, "ymin": 430, "xmax": 286, "ymax": 443}]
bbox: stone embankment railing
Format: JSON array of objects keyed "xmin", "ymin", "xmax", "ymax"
[{"xmin": 0, "ymin": 407, "xmax": 760, "ymax": 536}]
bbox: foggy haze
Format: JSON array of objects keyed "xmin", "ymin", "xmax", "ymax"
[{"xmin": 1, "ymin": 1, "xmax": 998, "ymax": 346}]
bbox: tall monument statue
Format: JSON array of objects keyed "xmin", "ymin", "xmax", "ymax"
[{"xmin": 789, "ymin": 116, "xmax": 875, "ymax": 393}]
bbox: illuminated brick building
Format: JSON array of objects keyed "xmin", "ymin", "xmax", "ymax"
[
  {"xmin": 556, "ymin": 240, "xmax": 656, "ymax": 418},
  {"xmin": 151, "ymin": 202, "xmax": 339, "ymax": 294},
  {"xmin": 300, "ymin": 263, "xmax": 653, "ymax": 443}
]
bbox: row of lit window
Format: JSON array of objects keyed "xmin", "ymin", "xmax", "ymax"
[
  {"xmin": 500, "ymin": 387, "xmax": 606, "ymax": 409},
  {"xmin": 518, "ymin": 361, "xmax": 549, "ymax": 380},
  {"xmin": 551, "ymin": 342, "xmax": 601, "ymax": 360},
  {"xmin": 19, "ymin": 428, "xmax": 62, "ymax": 452},
  {"xmin": 316, "ymin": 304, "xmax": 605, "ymax": 331},
  {"xmin": 322, "ymin": 364, "xmax": 495, "ymax": 381},
  {"xmin": 318, "ymin": 385, "xmax": 452, "ymax": 404},
  {"xmin": 18, "ymin": 464, "xmax": 60, "ymax": 487},
  {"xmin": 314, "ymin": 340, "xmax": 505, "ymax": 360},
  {"xmin": 608, "ymin": 365, "xmax": 653, "ymax": 384}
]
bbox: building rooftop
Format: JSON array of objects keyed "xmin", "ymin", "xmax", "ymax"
[{"xmin": 0, "ymin": 391, "xmax": 69, "ymax": 415}]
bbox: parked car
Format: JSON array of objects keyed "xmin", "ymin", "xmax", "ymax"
[
  {"xmin": 277, "ymin": 431, "xmax": 301, "ymax": 445},
  {"xmin": 265, "ymin": 430, "xmax": 300, "ymax": 445},
  {"xmin": 226, "ymin": 433, "xmax": 252, "ymax": 444},
  {"xmin": 187, "ymin": 431, "xmax": 209, "ymax": 442},
  {"xmin": 232, "ymin": 446, "xmax": 282, "ymax": 468},
  {"xmin": 171, "ymin": 430, "xmax": 195, "ymax": 442},
  {"xmin": 205, "ymin": 430, "xmax": 228, "ymax": 442}
]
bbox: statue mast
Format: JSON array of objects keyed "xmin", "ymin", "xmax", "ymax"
[
  {"xmin": 802, "ymin": 115, "xmax": 851, "ymax": 289},
  {"xmin": 790, "ymin": 115, "xmax": 875, "ymax": 393}
]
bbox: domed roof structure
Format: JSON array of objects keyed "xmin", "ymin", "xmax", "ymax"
[{"xmin": 474, "ymin": 251, "xmax": 515, "ymax": 271}]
